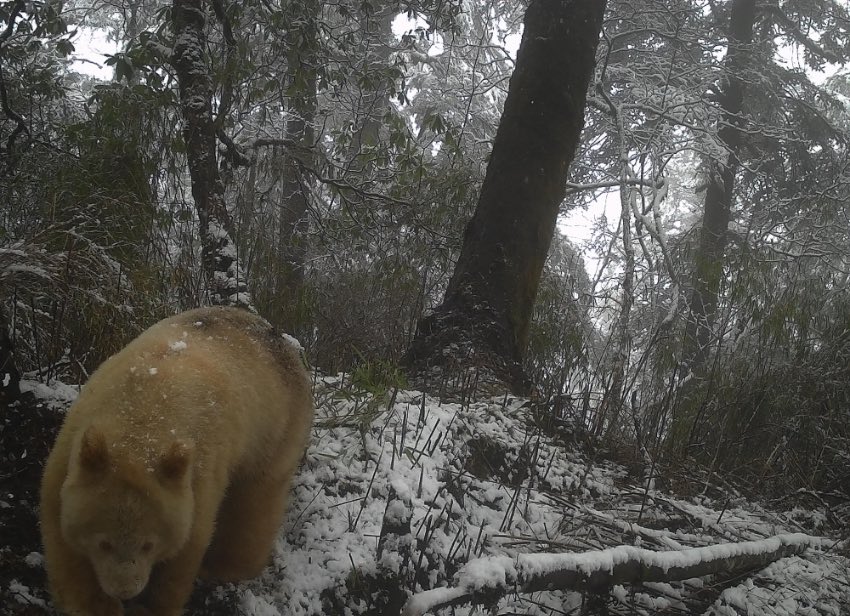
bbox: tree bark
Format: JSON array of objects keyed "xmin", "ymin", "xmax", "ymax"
[
  {"xmin": 405, "ymin": 0, "xmax": 608, "ymax": 394},
  {"xmin": 273, "ymin": 114, "xmax": 313, "ymax": 325},
  {"xmin": 683, "ymin": 0, "xmax": 756, "ymax": 371},
  {"xmin": 171, "ymin": 0, "xmax": 250, "ymax": 308}
]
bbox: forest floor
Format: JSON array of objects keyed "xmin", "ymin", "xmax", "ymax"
[{"xmin": 1, "ymin": 375, "xmax": 848, "ymax": 615}]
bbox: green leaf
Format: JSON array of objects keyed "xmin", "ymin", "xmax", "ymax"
[
  {"xmin": 56, "ymin": 39, "xmax": 74, "ymax": 57},
  {"xmin": 115, "ymin": 57, "xmax": 134, "ymax": 82}
]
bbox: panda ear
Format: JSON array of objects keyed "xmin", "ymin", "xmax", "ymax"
[
  {"xmin": 159, "ymin": 440, "xmax": 193, "ymax": 484},
  {"xmin": 79, "ymin": 427, "xmax": 109, "ymax": 474}
]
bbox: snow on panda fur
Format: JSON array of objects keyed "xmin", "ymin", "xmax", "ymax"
[{"xmin": 40, "ymin": 307, "xmax": 314, "ymax": 616}]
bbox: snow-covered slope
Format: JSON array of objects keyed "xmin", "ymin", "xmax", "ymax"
[
  {"xmin": 5, "ymin": 376, "xmax": 848, "ymax": 616},
  {"xmin": 241, "ymin": 376, "xmax": 849, "ymax": 616}
]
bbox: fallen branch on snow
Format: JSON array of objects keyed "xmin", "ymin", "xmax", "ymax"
[{"xmin": 402, "ymin": 533, "xmax": 824, "ymax": 616}]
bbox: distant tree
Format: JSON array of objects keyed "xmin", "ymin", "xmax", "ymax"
[
  {"xmin": 670, "ymin": 0, "xmax": 850, "ymax": 449},
  {"xmin": 348, "ymin": 0, "xmax": 397, "ymax": 157},
  {"xmin": 525, "ymin": 235, "xmax": 595, "ymax": 400},
  {"xmin": 273, "ymin": 0, "xmax": 319, "ymax": 331},
  {"xmin": 405, "ymin": 0, "xmax": 608, "ymax": 393},
  {"xmin": 682, "ymin": 0, "xmax": 756, "ymax": 374}
]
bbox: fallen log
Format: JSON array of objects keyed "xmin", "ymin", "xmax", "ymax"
[{"xmin": 402, "ymin": 533, "xmax": 824, "ymax": 616}]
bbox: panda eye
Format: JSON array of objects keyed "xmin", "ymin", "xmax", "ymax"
[
  {"xmin": 141, "ymin": 541, "xmax": 154, "ymax": 553},
  {"xmin": 99, "ymin": 540, "xmax": 113, "ymax": 552}
]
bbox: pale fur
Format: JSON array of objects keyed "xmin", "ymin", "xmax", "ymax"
[{"xmin": 40, "ymin": 307, "xmax": 314, "ymax": 616}]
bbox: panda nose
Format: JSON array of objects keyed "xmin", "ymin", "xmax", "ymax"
[
  {"xmin": 113, "ymin": 586, "xmax": 141, "ymax": 600},
  {"xmin": 103, "ymin": 570, "xmax": 146, "ymax": 600}
]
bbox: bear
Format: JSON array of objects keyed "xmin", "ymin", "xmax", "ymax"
[{"xmin": 40, "ymin": 306, "xmax": 314, "ymax": 616}]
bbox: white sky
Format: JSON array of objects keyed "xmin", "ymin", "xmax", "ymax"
[{"xmin": 71, "ymin": 28, "xmax": 115, "ymax": 80}]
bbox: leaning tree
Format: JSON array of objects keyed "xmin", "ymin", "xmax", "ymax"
[{"xmin": 406, "ymin": 0, "xmax": 609, "ymax": 393}]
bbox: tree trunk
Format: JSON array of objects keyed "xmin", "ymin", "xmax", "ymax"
[
  {"xmin": 349, "ymin": 0, "xmax": 396, "ymax": 157},
  {"xmin": 683, "ymin": 0, "xmax": 756, "ymax": 371},
  {"xmin": 274, "ymin": 70, "xmax": 317, "ymax": 331},
  {"xmin": 674, "ymin": 0, "xmax": 756, "ymax": 447},
  {"xmin": 171, "ymin": 0, "xmax": 250, "ymax": 308},
  {"xmin": 274, "ymin": 113, "xmax": 313, "ymax": 322},
  {"xmin": 405, "ymin": 0, "xmax": 608, "ymax": 394},
  {"xmin": 267, "ymin": 0, "xmax": 319, "ymax": 331},
  {"xmin": 599, "ymin": 160, "xmax": 635, "ymax": 438}
]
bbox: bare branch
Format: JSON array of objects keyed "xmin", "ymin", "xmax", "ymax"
[
  {"xmin": 565, "ymin": 178, "xmax": 663, "ymax": 193},
  {"xmin": 209, "ymin": 0, "xmax": 239, "ymax": 161}
]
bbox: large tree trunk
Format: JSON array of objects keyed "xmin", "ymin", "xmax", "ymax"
[
  {"xmin": 273, "ymin": 112, "xmax": 314, "ymax": 328},
  {"xmin": 171, "ymin": 0, "xmax": 250, "ymax": 308},
  {"xmin": 405, "ymin": 0, "xmax": 608, "ymax": 394},
  {"xmin": 674, "ymin": 0, "xmax": 756, "ymax": 446}
]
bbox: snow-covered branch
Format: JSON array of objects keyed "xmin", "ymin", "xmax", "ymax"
[
  {"xmin": 402, "ymin": 533, "xmax": 823, "ymax": 616},
  {"xmin": 766, "ymin": 6, "xmax": 840, "ymax": 65},
  {"xmin": 565, "ymin": 178, "xmax": 663, "ymax": 193}
]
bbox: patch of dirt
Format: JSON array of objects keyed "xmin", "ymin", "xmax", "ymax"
[
  {"xmin": 463, "ymin": 435, "xmax": 530, "ymax": 487},
  {"xmin": 0, "ymin": 393, "xmax": 61, "ymax": 615}
]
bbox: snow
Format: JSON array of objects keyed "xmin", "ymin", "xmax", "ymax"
[
  {"xmin": 19, "ymin": 376, "xmax": 850, "ymax": 616},
  {"xmin": 402, "ymin": 587, "xmax": 466, "ymax": 616},
  {"xmin": 8, "ymin": 580, "xmax": 46, "ymax": 607},
  {"xmin": 239, "ymin": 377, "xmax": 849, "ymax": 615},
  {"xmin": 459, "ymin": 555, "xmax": 516, "ymax": 588},
  {"xmin": 1, "ymin": 263, "xmax": 52, "ymax": 278},
  {"xmin": 707, "ymin": 552, "xmax": 850, "ymax": 616},
  {"xmin": 169, "ymin": 340, "xmax": 189, "ymax": 352},
  {"xmin": 228, "ymin": 291, "xmax": 253, "ymax": 307},
  {"xmin": 19, "ymin": 379, "xmax": 79, "ymax": 409},
  {"xmin": 383, "ymin": 497, "xmax": 411, "ymax": 526},
  {"xmin": 242, "ymin": 591, "xmax": 280, "ymax": 616},
  {"xmin": 281, "ymin": 333, "xmax": 305, "ymax": 352}
]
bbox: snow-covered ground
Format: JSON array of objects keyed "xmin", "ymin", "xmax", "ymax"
[
  {"xmin": 243, "ymin": 376, "xmax": 849, "ymax": 616},
  {"xmin": 7, "ymin": 376, "xmax": 849, "ymax": 615}
]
